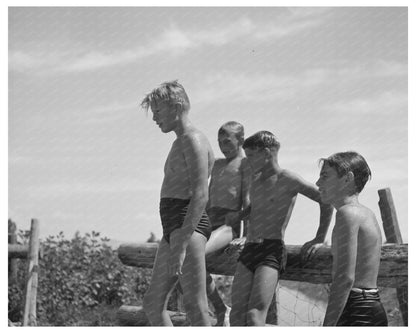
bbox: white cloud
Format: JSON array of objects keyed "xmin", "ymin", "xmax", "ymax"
[
  {"xmin": 322, "ymin": 91, "xmax": 407, "ymax": 115},
  {"xmin": 9, "ymin": 15, "xmax": 324, "ymax": 74}
]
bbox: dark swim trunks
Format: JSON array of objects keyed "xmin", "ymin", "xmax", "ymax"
[
  {"xmin": 208, "ymin": 207, "xmax": 241, "ymax": 238},
  {"xmin": 336, "ymin": 288, "xmax": 388, "ymax": 326},
  {"xmin": 238, "ymin": 239, "xmax": 287, "ymax": 274},
  {"xmin": 159, "ymin": 198, "xmax": 212, "ymax": 244}
]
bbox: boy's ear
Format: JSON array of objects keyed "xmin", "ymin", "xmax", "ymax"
[
  {"xmin": 346, "ymin": 171, "xmax": 354, "ymax": 183},
  {"xmin": 264, "ymin": 147, "xmax": 271, "ymax": 158},
  {"xmin": 174, "ymin": 102, "xmax": 183, "ymax": 114}
]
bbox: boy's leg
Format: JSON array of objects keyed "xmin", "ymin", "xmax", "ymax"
[
  {"xmin": 176, "ymin": 232, "xmax": 211, "ymax": 326},
  {"xmin": 246, "ymin": 265, "xmax": 279, "ymax": 326},
  {"xmin": 230, "ymin": 262, "xmax": 253, "ymax": 326},
  {"xmin": 205, "ymin": 225, "xmax": 233, "ymax": 255},
  {"xmin": 142, "ymin": 238, "xmax": 178, "ymax": 326},
  {"xmin": 205, "ymin": 226, "xmax": 233, "ymax": 325}
]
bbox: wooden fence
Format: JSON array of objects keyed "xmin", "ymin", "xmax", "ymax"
[
  {"xmin": 8, "ymin": 219, "xmax": 41, "ymax": 327},
  {"xmin": 116, "ymin": 188, "xmax": 408, "ymax": 326}
]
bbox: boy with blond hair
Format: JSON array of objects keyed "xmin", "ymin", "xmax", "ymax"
[{"xmin": 140, "ymin": 80, "xmax": 214, "ymax": 326}]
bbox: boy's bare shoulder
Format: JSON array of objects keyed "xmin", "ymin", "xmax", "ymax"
[
  {"xmin": 279, "ymin": 168, "xmax": 303, "ymax": 184},
  {"xmin": 336, "ymin": 204, "xmax": 373, "ymax": 226},
  {"xmin": 180, "ymin": 129, "xmax": 210, "ymax": 149}
]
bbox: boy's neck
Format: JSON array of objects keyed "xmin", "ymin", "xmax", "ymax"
[
  {"xmin": 260, "ymin": 158, "xmax": 281, "ymax": 180},
  {"xmin": 174, "ymin": 115, "xmax": 193, "ymax": 137},
  {"xmin": 333, "ymin": 194, "xmax": 360, "ymax": 210}
]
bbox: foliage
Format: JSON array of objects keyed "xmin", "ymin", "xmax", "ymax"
[{"xmin": 8, "ymin": 230, "xmax": 150, "ymax": 326}]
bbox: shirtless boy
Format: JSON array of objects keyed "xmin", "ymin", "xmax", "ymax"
[
  {"xmin": 316, "ymin": 151, "xmax": 387, "ymax": 326},
  {"xmin": 229, "ymin": 131, "xmax": 334, "ymax": 326},
  {"xmin": 205, "ymin": 121, "xmax": 251, "ymax": 325},
  {"xmin": 140, "ymin": 80, "xmax": 214, "ymax": 326}
]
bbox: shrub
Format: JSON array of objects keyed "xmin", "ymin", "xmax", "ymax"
[{"xmin": 8, "ymin": 230, "xmax": 148, "ymax": 326}]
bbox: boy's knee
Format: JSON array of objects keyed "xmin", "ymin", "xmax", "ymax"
[{"xmin": 246, "ymin": 308, "xmax": 265, "ymax": 326}]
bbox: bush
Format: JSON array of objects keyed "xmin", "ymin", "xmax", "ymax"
[{"xmin": 8, "ymin": 230, "xmax": 149, "ymax": 326}]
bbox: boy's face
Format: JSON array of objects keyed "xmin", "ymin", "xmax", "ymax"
[
  {"xmin": 150, "ymin": 100, "xmax": 177, "ymax": 133},
  {"xmin": 244, "ymin": 147, "xmax": 268, "ymax": 173},
  {"xmin": 316, "ymin": 163, "xmax": 345, "ymax": 204},
  {"xmin": 218, "ymin": 131, "xmax": 240, "ymax": 160}
]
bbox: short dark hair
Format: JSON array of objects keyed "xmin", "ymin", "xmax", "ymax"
[
  {"xmin": 243, "ymin": 131, "xmax": 280, "ymax": 151},
  {"xmin": 140, "ymin": 80, "xmax": 190, "ymax": 112},
  {"xmin": 218, "ymin": 121, "xmax": 245, "ymax": 143},
  {"xmin": 320, "ymin": 151, "xmax": 372, "ymax": 193}
]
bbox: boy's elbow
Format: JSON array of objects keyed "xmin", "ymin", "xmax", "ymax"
[
  {"xmin": 193, "ymin": 189, "xmax": 208, "ymax": 205},
  {"xmin": 333, "ymin": 273, "xmax": 354, "ymax": 288}
]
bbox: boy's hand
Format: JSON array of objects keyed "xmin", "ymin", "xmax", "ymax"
[
  {"xmin": 169, "ymin": 247, "xmax": 186, "ymax": 277},
  {"xmin": 230, "ymin": 237, "xmax": 246, "ymax": 249},
  {"xmin": 224, "ymin": 212, "xmax": 240, "ymax": 227},
  {"xmin": 224, "ymin": 237, "xmax": 246, "ymax": 255},
  {"xmin": 300, "ymin": 238, "xmax": 324, "ymax": 264}
]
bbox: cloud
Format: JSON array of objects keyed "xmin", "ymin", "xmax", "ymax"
[
  {"xmin": 9, "ymin": 15, "xmax": 324, "ymax": 75},
  {"xmin": 322, "ymin": 90, "xmax": 407, "ymax": 115},
  {"xmin": 192, "ymin": 60, "xmax": 407, "ymax": 107}
]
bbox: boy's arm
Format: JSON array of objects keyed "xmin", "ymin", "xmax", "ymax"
[
  {"xmin": 291, "ymin": 174, "xmax": 334, "ymax": 262},
  {"xmin": 240, "ymin": 159, "xmax": 251, "ymax": 236},
  {"xmin": 171, "ymin": 134, "xmax": 210, "ymax": 275},
  {"xmin": 323, "ymin": 209, "xmax": 358, "ymax": 326}
]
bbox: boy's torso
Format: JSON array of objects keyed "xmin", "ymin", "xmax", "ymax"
[
  {"xmin": 208, "ymin": 157, "xmax": 245, "ymax": 211},
  {"xmin": 161, "ymin": 131, "xmax": 213, "ymax": 199},
  {"xmin": 247, "ymin": 170, "xmax": 297, "ymax": 241}
]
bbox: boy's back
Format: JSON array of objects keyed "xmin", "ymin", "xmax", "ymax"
[{"xmin": 332, "ymin": 204, "xmax": 382, "ymax": 289}]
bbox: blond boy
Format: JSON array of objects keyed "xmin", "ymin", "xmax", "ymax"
[{"xmin": 140, "ymin": 80, "xmax": 214, "ymax": 326}]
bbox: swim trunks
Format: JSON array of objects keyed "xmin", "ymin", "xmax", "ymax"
[
  {"xmin": 336, "ymin": 288, "xmax": 388, "ymax": 326},
  {"xmin": 238, "ymin": 239, "xmax": 286, "ymax": 274},
  {"xmin": 159, "ymin": 198, "xmax": 212, "ymax": 244},
  {"xmin": 208, "ymin": 207, "xmax": 241, "ymax": 238}
]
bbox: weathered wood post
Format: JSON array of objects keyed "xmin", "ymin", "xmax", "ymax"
[
  {"xmin": 8, "ymin": 219, "xmax": 18, "ymax": 283},
  {"xmin": 22, "ymin": 219, "xmax": 40, "ymax": 326},
  {"xmin": 378, "ymin": 188, "xmax": 407, "ymax": 326}
]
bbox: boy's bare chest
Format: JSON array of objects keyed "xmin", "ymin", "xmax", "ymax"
[
  {"xmin": 164, "ymin": 145, "xmax": 187, "ymax": 175},
  {"xmin": 250, "ymin": 176, "xmax": 292, "ymax": 207}
]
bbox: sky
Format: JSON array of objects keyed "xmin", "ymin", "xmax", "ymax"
[{"xmin": 7, "ymin": 5, "xmax": 409, "ymax": 246}]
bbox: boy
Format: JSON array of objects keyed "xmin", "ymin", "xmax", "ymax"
[
  {"xmin": 229, "ymin": 130, "xmax": 334, "ymax": 326},
  {"xmin": 140, "ymin": 80, "xmax": 214, "ymax": 326},
  {"xmin": 316, "ymin": 151, "xmax": 388, "ymax": 326},
  {"xmin": 205, "ymin": 121, "xmax": 251, "ymax": 326}
]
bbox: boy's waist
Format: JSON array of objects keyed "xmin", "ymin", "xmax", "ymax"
[{"xmin": 247, "ymin": 237, "xmax": 284, "ymax": 245}]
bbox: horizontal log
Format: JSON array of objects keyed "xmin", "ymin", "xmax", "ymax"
[
  {"xmin": 116, "ymin": 305, "xmax": 217, "ymax": 326},
  {"xmin": 8, "ymin": 244, "xmax": 43, "ymax": 259},
  {"xmin": 118, "ymin": 243, "xmax": 407, "ymax": 288}
]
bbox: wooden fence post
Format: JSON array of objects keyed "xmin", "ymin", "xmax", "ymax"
[
  {"xmin": 22, "ymin": 219, "xmax": 40, "ymax": 326},
  {"xmin": 8, "ymin": 219, "xmax": 18, "ymax": 283},
  {"xmin": 378, "ymin": 188, "xmax": 407, "ymax": 326}
]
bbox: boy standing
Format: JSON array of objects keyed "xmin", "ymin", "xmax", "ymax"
[
  {"xmin": 205, "ymin": 121, "xmax": 251, "ymax": 325},
  {"xmin": 316, "ymin": 152, "xmax": 388, "ymax": 326},
  {"xmin": 229, "ymin": 131, "xmax": 333, "ymax": 326},
  {"xmin": 140, "ymin": 80, "xmax": 214, "ymax": 326}
]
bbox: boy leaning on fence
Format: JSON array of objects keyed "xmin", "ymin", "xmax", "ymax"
[
  {"xmin": 315, "ymin": 152, "xmax": 388, "ymax": 326},
  {"xmin": 227, "ymin": 130, "xmax": 334, "ymax": 326},
  {"xmin": 139, "ymin": 80, "xmax": 214, "ymax": 326}
]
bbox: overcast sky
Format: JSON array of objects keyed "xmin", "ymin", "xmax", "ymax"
[{"xmin": 8, "ymin": 6, "xmax": 409, "ymax": 245}]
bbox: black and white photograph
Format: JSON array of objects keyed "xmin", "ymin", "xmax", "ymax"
[{"xmin": 6, "ymin": 2, "xmax": 410, "ymax": 327}]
